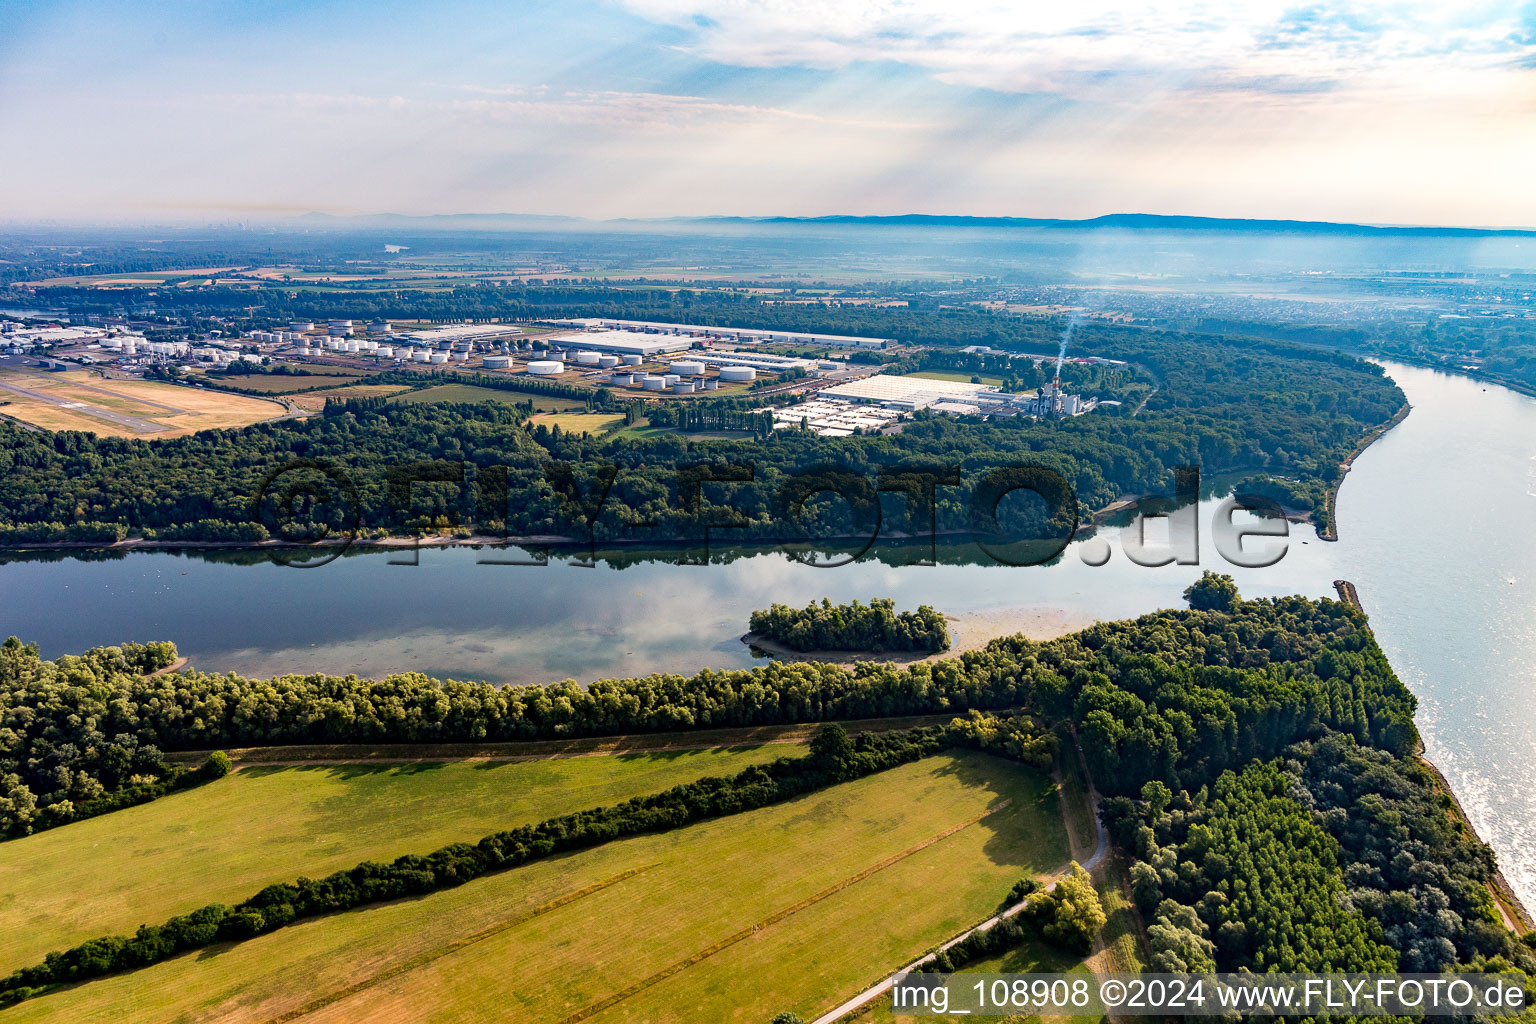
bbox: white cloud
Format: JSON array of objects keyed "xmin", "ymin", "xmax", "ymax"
[{"xmin": 616, "ymin": 1, "xmax": 1536, "ymax": 100}]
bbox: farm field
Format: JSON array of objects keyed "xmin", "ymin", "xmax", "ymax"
[
  {"xmin": 8, "ymin": 752, "xmax": 1069, "ymax": 1024},
  {"xmin": 391, "ymin": 383, "xmax": 587, "ymax": 410},
  {"xmin": 0, "ymin": 370, "xmax": 284, "ymax": 437},
  {"xmin": 287, "ymin": 383, "xmax": 412, "ymax": 411},
  {"xmin": 201, "ymin": 368, "xmax": 375, "ymax": 393},
  {"xmin": 0, "ymin": 745, "xmax": 793, "ymax": 973}
]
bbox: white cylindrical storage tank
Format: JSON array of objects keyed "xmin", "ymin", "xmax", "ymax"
[
  {"xmin": 364, "ymin": 340, "xmax": 378, "ymax": 351},
  {"xmin": 429, "ymin": 351, "xmax": 450, "ymax": 364},
  {"xmin": 597, "ymin": 355, "xmax": 620, "ymax": 368},
  {"xmin": 483, "ymin": 355, "xmax": 513, "ymax": 369},
  {"xmin": 705, "ymin": 379, "xmax": 719, "ymax": 390},
  {"xmin": 411, "ymin": 349, "xmax": 431, "ymax": 362},
  {"xmin": 663, "ymin": 373, "xmax": 680, "ymax": 385},
  {"xmin": 642, "ymin": 375, "xmax": 666, "ymax": 391},
  {"xmin": 290, "ymin": 321, "xmax": 315, "ymax": 331},
  {"xmin": 527, "ymin": 360, "xmax": 564, "ymax": 375},
  {"xmin": 669, "ymin": 360, "xmax": 705, "ymax": 376},
  {"xmin": 347, "ymin": 342, "xmax": 362, "ymax": 353},
  {"xmin": 622, "ymin": 354, "xmax": 643, "ymax": 366},
  {"xmin": 673, "ymin": 381, "xmax": 695, "ymax": 393},
  {"xmin": 719, "ymin": 366, "xmax": 756, "ymax": 382},
  {"xmin": 454, "ymin": 351, "xmax": 469, "ymax": 361},
  {"xmin": 573, "ymin": 351, "xmax": 600, "ymax": 365},
  {"xmin": 376, "ymin": 346, "xmax": 394, "ymax": 358},
  {"xmin": 611, "ymin": 373, "xmax": 634, "ymax": 386}
]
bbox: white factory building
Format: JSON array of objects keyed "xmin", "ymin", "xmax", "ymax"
[
  {"xmin": 773, "ymin": 373, "xmax": 1094, "ymax": 436},
  {"xmin": 548, "ymin": 318, "xmax": 891, "ymax": 349},
  {"xmin": 818, "ymin": 374, "xmax": 999, "ymax": 412},
  {"xmin": 677, "ymin": 349, "xmax": 816, "ymax": 374},
  {"xmin": 545, "ymin": 329, "xmax": 693, "ymax": 358},
  {"xmin": 764, "ymin": 399, "xmax": 903, "ymax": 437}
]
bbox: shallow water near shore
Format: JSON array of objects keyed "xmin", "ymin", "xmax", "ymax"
[{"xmin": 1, "ymin": 360, "xmax": 1534, "ymax": 909}]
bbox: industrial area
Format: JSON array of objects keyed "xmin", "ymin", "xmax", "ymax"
[{"xmin": 1, "ymin": 312, "xmax": 1102, "ymax": 436}]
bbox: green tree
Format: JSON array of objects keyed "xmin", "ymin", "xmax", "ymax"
[
  {"xmin": 1184, "ymin": 571, "xmax": 1239, "ymax": 612},
  {"xmin": 809, "ymin": 723, "xmax": 855, "ymax": 771}
]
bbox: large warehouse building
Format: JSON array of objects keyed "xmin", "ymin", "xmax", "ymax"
[
  {"xmin": 544, "ymin": 329, "xmax": 694, "ymax": 358},
  {"xmin": 548, "ymin": 317, "xmax": 891, "ymax": 349},
  {"xmin": 818, "ymin": 374, "xmax": 1000, "ymax": 411}
]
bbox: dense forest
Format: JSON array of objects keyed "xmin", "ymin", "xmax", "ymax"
[
  {"xmin": 749, "ymin": 598, "xmax": 951, "ymax": 653},
  {"xmin": 0, "ymin": 318, "xmax": 1402, "ymax": 544},
  {"xmin": 1185, "ymin": 311, "xmax": 1536, "ymax": 398}
]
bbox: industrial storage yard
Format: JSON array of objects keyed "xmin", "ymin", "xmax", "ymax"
[
  {"xmin": 768, "ymin": 373, "xmax": 1097, "ymax": 436},
  {"xmin": 1, "ymin": 313, "xmax": 1099, "ymax": 441}
]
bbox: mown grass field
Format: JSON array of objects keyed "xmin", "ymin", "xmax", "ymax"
[
  {"xmin": 530, "ymin": 411, "xmax": 626, "ymax": 434},
  {"xmin": 202, "ymin": 369, "xmax": 375, "ymax": 393},
  {"xmin": 855, "ymin": 866, "xmax": 1143, "ymax": 1024},
  {"xmin": 0, "ymin": 746, "xmax": 794, "ymax": 974},
  {"xmin": 857, "ymin": 941, "xmax": 1093, "ymax": 1024},
  {"xmin": 9, "ymin": 752, "xmax": 1068, "ymax": 1024},
  {"xmin": 287, "ymin": 383, "xmax": 411, "ymax": 412},
  {"xmin": 389, "ymin": 383, "xmax": 587, "ymax": 411},
  {"xmin": 0, "ymin": 370, "xmax": 285, "ymax": 437}
]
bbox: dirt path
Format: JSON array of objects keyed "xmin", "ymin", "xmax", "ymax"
[
  {"xmin": 145, "ymin": 656, "xmax": 189, "ymax": 678},
  {"xmin": 161, "ymin": 714, "xmax": 961, "ymax": 769}
]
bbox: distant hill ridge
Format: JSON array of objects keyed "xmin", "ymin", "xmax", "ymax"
[{"xmin": 293, "ymin": 210, "xmax": 1536, "ymax": 237}]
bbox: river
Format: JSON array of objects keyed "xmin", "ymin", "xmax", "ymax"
[{"xmin": 0, "ymin": 360, "xmax": 1532, "ymax": 908}]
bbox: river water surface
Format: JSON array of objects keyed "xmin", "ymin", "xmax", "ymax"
[{"xmin": 2, "ymin": 361, "xmax": 1533, "ymax": 908}]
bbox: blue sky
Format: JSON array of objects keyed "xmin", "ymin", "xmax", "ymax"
[{"xmin": 1, "ymin": 0, "xmax": 1533, "ymax": 225}]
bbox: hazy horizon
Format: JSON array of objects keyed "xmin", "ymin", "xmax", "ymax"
[{"xmin": 3, "ymin": 1, "xmax": 1534, "ymax": 227}]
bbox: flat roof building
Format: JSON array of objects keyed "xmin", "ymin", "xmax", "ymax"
[
  {"xmin": 548, "ymin": 318, "xmax": 890, "ymax": 349},
  {"xmin": 819, "ymin": 374, "xmax": 999, "ymax": 411},
  {"xmin": 545, "ymin": 329, "xmax": 693, "ymax": 358},
  {"xmin": 395, "ymin": 324, "xmax": 524, "ymax": 347}
]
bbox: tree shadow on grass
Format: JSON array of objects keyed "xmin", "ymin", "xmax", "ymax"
[
  {"xmin": 930, "ymin": 751, "xmax": 1069, "ymax": 875},
  {"xmin": 239, "ymin": 762, "xmax": 450, "ymax": 783}
]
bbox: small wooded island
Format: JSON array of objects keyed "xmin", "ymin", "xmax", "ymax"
[{"xmin": 748, "ymin": 598, "xmax": 951, "ymax": 654}]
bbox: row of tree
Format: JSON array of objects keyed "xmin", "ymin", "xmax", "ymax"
[{"xmin": 0, "ymin": 723, "xmax": 944, "ymax": 1006}]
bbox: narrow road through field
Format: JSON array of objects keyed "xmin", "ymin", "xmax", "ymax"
[{"xmin": 808, "ymin": 771, "xmax": 1107, "ymax": 1024}]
